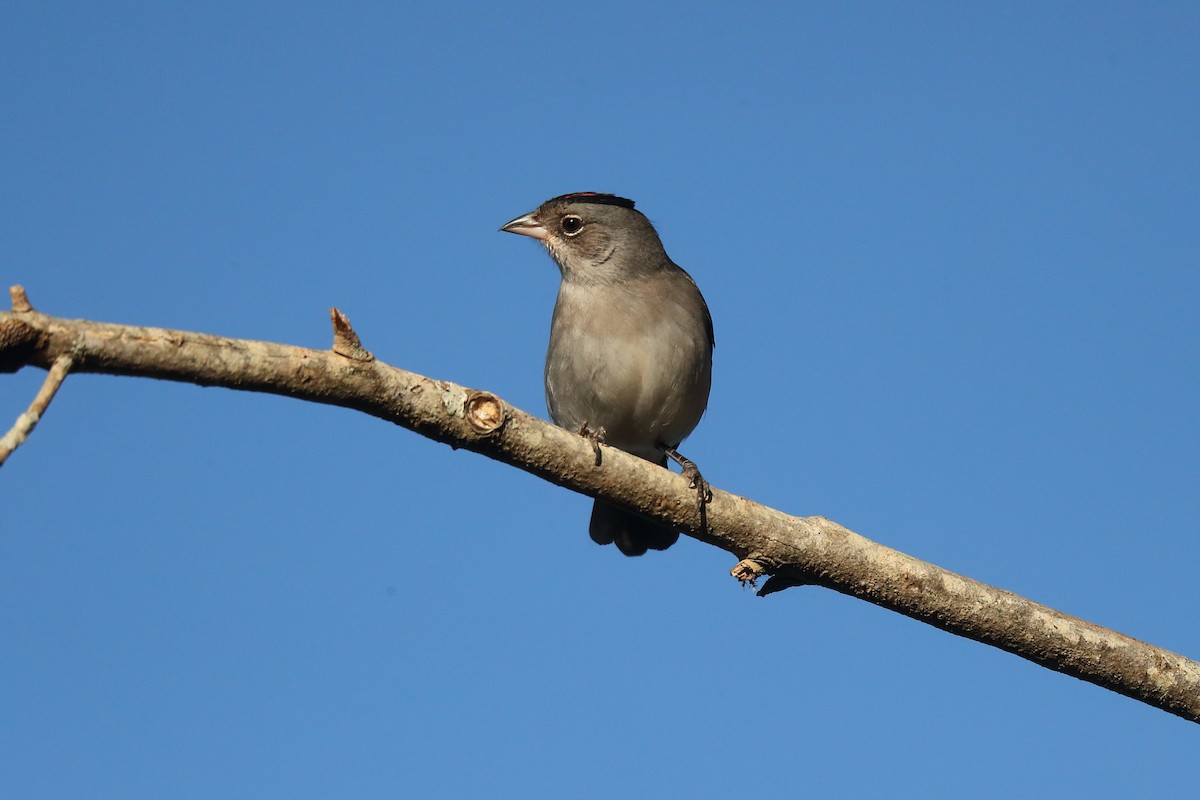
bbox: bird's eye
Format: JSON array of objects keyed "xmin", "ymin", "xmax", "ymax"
[{"xmin": 560, "ymin": 215, "xmax": 584, "ymax": 236}]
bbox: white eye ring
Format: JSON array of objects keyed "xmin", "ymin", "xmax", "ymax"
[{"xmin": 560, "ymin": 215, "xmax": 584, "ymax": 236}]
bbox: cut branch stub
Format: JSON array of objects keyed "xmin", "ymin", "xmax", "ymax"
[
  {"xmin": 731, "ymin": 557, "xmax": 768, "ymax": 587},
  {"xmin": 10, "ymin": 285, "xmax": 33, "ymax": 313},
  {"xmin": 330, "ymin": 307, "xmax": 374, "ymax": 362},
  {"xmin": 465, "ymin": 391, "xmax": 506, "ymax": 434}
]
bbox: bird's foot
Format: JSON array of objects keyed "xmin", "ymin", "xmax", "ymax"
[
  {"xmin": 662, "ymin": 446, "xmax": 712, "ymax": 526},
  {"xmin": 578, "ymin": 422, "xmax": 606, "ymax": 466}
]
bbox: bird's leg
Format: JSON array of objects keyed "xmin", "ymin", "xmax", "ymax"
[
  {"xmin": 578, "ymin": 421, "xmax": 606, "ymax": 467},
  {"xmin": 662, "ymin": 446, "xmax": 712, "ymax": 528}
]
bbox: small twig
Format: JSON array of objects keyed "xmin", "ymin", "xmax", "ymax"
[{"xmin": 0, "ymin": 353, "xmax": 74, "ymax": 466}]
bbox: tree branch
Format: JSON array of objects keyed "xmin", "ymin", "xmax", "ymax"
[
  {"xmin": 3, "ymin": 285, "xmax": 1198, "ymax": 724},
  {"xmin": 0, "ymin": 352, "xmax": 73, "ymax": 466}
]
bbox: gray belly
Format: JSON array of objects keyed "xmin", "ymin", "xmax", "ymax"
[{"xmin": 544, "ymin": 286, "xmax": 711, "ymax": 462}]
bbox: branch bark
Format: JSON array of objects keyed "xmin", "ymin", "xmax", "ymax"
[{"xmin": 3, "ymin": 285, "xmax": 1198, "ymax": 724}]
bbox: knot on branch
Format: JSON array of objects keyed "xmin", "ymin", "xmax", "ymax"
[{"xmin": 465, "ymin": 391, "xmax": 506, "ymax": 434}]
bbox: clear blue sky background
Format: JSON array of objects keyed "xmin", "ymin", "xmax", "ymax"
[{"xmin": 3, "ymin": 3, "xmax": 1198, "ymax": 797}]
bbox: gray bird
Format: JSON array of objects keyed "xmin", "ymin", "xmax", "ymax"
[{"xmin": 500, "ymin": 192, "xmax": 714, "ymax": 556}]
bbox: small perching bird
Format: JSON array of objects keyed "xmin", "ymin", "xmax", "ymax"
[{"xmin": 500, "ymin": 192, "xmax": 714, "ymax": 556}]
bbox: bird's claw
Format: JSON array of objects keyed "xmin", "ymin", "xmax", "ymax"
[
  {"xmin": 681, "ymin": 465, "xmax": 711, "ymax": 521},
  {"xmin": 662, "ymin": 446, "xmax": 711, "ymax": 529},
  {"xmin": 682, "ymin": 463, "xmax": 713, "ymax": 510},
  {"xmin": 578, "ymin": 422, "xmax": 606, "ymax": 466}
]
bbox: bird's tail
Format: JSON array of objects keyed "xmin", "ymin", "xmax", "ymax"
[{"xmin": 588, "ymin": 500, "xmax": 679, "ymax": 556}]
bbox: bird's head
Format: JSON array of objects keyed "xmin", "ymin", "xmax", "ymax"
[{"xmin": 501, "ymin": 192, "xmax": 669, "ymax": 284}]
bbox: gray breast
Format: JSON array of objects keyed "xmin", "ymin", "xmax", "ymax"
[{"xmin": 545, "ymin": 272, "xmax": 712, "ymax": 462}]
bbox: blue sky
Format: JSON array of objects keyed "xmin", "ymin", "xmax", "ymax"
[{"xmin": 3, "ymin": 2, "xmax": 1198, "ymax": 797}]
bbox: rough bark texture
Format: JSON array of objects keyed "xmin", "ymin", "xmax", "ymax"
[{"xmin": 3, "ymin": 286, "xmax": 1198, "ymax": 724}]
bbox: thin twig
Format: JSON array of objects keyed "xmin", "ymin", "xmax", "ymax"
[{"xmin": 0, "ymin": 353, "xmax": 74, "ymax": 466}]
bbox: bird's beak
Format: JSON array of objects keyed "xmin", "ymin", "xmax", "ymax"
[{"xmin": 499, "ymin": 211, "xmax": 549, "ymax": 241}]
